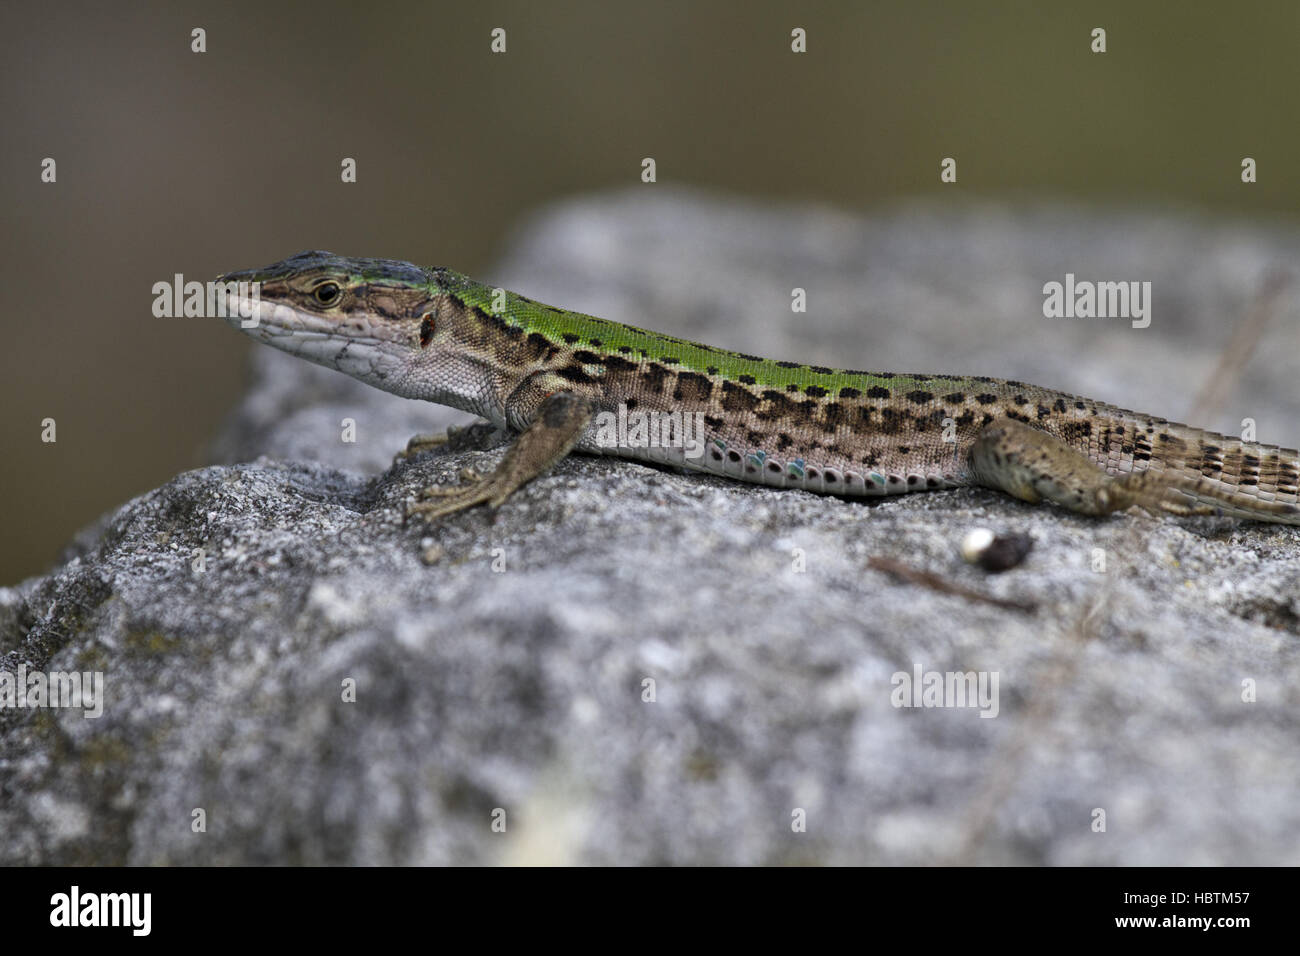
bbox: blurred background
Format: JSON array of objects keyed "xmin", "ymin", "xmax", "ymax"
[{"xmin": 3, "ymin": 0, "xmax": 1300, "ymax": 584}]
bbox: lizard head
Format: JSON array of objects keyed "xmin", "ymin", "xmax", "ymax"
[{"xmin": 216, "ymin": 250, "xmax": 459, "ymax": 398}]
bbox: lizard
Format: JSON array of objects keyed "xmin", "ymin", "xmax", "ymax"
[{"xmin": 216, "ymin": 250, "xmax": 1300, "ymax": 526}]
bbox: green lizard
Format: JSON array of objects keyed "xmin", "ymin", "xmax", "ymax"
[{"xmin": 217, "ymin": 251, "xmax": 1300, "ymax": 525}]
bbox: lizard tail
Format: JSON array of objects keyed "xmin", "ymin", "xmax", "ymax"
[
  {"xmin": 1156, "ymin": 471, "xmax": 1300, "ymax": 524},
  {"xmin": 1086, "ymin": 405, "xmax": 1300, "ymax": 525},
  {"xmin": 1145, "ymin": 435, "xmax": 1300, "ymax": 525}
]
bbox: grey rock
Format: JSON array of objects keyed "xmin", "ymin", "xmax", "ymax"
[{"xmin": 3, "ymin": 191, "xmax": 1299, "ymax": 865}]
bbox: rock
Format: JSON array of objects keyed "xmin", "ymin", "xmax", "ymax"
[{"xmin": 3, "ymin": 191, "xmax": 1299, "ymax": 864}]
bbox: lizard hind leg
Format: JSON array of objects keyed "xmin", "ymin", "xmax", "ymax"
[{"xmin": 969, "ymin": 418, "xmax": 1217, "ymax": 519}]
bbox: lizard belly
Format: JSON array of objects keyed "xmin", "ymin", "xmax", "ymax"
[{"xmin": 575, "ymin": 420, "xmax": 968, "ymax": 497}]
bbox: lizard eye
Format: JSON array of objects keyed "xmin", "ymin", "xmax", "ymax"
[{"xmin": 313, "ymin": 282, "xmax": 341, "ymax": 306}]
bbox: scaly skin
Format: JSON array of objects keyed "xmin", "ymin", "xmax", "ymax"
[{"xmin": 217, "ymin": 251, "xmax": 1300, "ymax": 525}]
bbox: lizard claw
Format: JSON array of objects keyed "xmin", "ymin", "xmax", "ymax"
[
  {"xmin": 415, "ymin": 468, "xmax": 483, "ymax": 499},
  {"xmin": 406, "ymin": 478, "xmax": 507, "ymax": 521}
]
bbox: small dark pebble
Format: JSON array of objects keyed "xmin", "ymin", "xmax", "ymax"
[{"xmin": 976, "ymin": 532, "xmax": 1034, "ymax": 572}]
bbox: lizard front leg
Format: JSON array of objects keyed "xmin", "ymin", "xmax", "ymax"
[
  {"xmin": 969, "ymin": 418, "xmax": 1218, "ymax": 519},
  {"xmin": 406, "ymin": 390, "xmax": 597, "ymax": 522}
]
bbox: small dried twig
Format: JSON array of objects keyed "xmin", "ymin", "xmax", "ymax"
[
  {"xmin": 1187, "ymin": 269, "xmax": 1291, "ymax": 425},
  {"xmin": 866, "ymin": 556, "xmax": 1037, "ymax": 613}
]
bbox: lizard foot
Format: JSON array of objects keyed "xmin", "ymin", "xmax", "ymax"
[
  {"xmin": 393, "ymin": 429, "xmax": 456, "ymax": 463},
  {"xmin": 406, "ymin": 476, "xmax": 513, "ymax": 521}
]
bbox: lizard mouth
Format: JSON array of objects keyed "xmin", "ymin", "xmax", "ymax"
[{"xmin": 221, "ymin": 291, "xmax": 410, "ymax": 384}]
